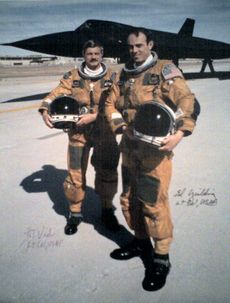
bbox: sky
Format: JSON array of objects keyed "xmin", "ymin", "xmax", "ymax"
[{"xmin": 0, "ymin": 0, "xmax": 229, "ymax": 56}]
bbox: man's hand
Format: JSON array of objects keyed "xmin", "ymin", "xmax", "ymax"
[
  {"xmin": 76, "ymin": 113, "xmax": 97, "ymax": 127},
  {"xmin": 42, "ymin": 110, "xmax": 54, "ymax": 128},
  {"xmin": 159, "ymin": 130, "xmax": 184, "ymax": 152}
]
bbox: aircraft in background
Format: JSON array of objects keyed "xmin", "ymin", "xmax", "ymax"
[{"xmin": 2, "ymin": 18, "xmax": 230, "ymax": 77}]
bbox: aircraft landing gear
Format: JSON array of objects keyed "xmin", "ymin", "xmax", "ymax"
[{"xmin": 200, "ymin": 59, "xmax": 215, "ymax": 73}]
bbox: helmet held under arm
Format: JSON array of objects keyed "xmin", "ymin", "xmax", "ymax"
[
  {"xmin": 49, "ymin": 95, "xmax": 88, "ymax": 130},
  {"xmin": 133, "ymin": 101, "xmax": 176, "ymax": 147}
]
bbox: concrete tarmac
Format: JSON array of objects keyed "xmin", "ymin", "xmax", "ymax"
[{"xmin": 0, "ymin": 62, "xmax": 230, "ymax": 303}]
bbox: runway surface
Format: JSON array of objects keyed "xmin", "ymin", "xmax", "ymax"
[{"xmin": 0, "ymin": 61, "xmax": 230, "ymax": 303}]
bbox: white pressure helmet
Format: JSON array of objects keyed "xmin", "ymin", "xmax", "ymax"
[
  {"xmin": 49, "ymin": 96, "xmax": 88, "ymax": 130},
  {"xmin": 133, "ymin": 101, "xmax": 176, "ymax": 147}
]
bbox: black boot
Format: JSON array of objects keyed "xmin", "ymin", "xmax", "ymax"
[
  {"xmin": 142, "ymin": 253, "xmax": 171, "ymax": 291},
  {"xmin": 101, "ymin": 208, "xmax": 121, "ymax": 232},
  {"xmin": 110, "ymin": 238, "xmax": 153, "ymax": 260},
  {"xmin": 64, "ymin": 212, "xmax": 83, "ymax": 235}
]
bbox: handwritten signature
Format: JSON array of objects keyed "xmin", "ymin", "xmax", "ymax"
[
  {"xmin": 19, "ymin": 226, "xmax": 63, "ymax": 251},
  {"xmin": 174, "ymin": 188, "xmax": 218, "ymax": 207}
]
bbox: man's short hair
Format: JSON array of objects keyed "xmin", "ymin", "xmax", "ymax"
[
  {"xmin": 82, "ymin": 40, "xmax": 104, "ymax": 54},
  {"xmin": 127, "ymin": 28, "xmax": 153, "ymax": 44}
]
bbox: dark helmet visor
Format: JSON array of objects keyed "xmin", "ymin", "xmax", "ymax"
[
  {"xmin": 134, "ymin": 103, "xmax": 173, "ymax": 137},
  {"xmin": 50, "ymin": 96, "xmax": 80, "ymax": 115},
  {"xmin": 49, "ymin": 96, "xmax": 81, "ymax": 129}
]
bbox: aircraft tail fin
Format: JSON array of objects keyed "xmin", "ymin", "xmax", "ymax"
[{"xmin": 178, "ymin": 18, "xmax": 195, "ymax": 36}]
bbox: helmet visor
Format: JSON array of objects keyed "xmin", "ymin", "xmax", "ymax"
[
  {"xmin": 50, "ymin": 96, "xmax": 80, "ymax": 115},
  {"xmin": 134, "ymin": 102, "xmax": 174, "ymax": 137}
]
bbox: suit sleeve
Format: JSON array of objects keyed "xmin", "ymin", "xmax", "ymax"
[
  {"xmin": 161, "ymin": 64, "xmax": 200, "ymax": 136},
  {"xmin": 105, "ymin": 76, "xmax": 126, "ymax": 133}
]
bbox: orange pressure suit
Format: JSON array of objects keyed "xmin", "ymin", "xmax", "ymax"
[
  {"xmin": 39, "ymin": 63, "xmax": 119, "ymax": 214},
  {"xmin": 105, "ymin": 55, "xmax": 199, "ymax": 254}
]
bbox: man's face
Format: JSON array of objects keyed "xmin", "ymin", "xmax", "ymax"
[
  {"xmin": 127, "ymin": 32, "xmax": 153, "ymax": 66},
  {"xmin": 84, "ymin": 46, "xmax": 103, "ymax": 70}
]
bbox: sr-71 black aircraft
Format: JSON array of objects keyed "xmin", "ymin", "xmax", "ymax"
[{"xmin": 2, "ymin": 18, "xmax": 230, "ymax": 78}]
